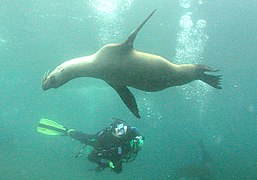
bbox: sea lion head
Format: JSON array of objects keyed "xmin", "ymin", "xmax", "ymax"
[{"xmin": 42, "ymin": 65, "xmax": 69, "ymax": 91}]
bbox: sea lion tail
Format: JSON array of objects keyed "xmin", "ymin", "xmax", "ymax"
[{"xmin": 197, "ymin": 65, "xmax": 222, "ymax": 89}]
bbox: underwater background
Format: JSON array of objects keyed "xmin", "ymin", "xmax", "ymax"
[{"xmin": 0, "ymin": 0, "xmax": 256, "ymax": 179}]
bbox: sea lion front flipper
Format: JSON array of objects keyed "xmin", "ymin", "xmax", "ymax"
[
  {"xmin": 108, "ymin": 84, "xmax": 140, "ymax": 119},
  {"xmin": 122, "ymin": 9, "xmax": 156, "ymax": 48}
]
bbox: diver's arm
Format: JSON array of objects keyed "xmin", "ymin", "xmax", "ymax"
[
  {"xmin": 68, "ymin": 128, "xmax": 108, "ymax": 146},
  {"xmin": 68, "ymin": 130, "xmax": 97, "ymax": 145}
]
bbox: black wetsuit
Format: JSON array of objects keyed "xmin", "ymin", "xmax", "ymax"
[{"xmin": 69, "ymin": 126, "xmax": 140, "ymax": 173}]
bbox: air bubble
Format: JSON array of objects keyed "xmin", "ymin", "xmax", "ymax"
[
  {"xmin": 196, "ymin": 19, "xmax": 206, "ymax": 29},
  {"xmin": 179, "ymin": 0, "xmax": 191, "ymax": 9},
  {"xmin": 180, "ymin": 15, "xmax": 193, "ymax": 29}
]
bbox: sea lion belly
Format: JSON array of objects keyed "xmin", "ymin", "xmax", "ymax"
[{"xmin": 99, "ymin": 49, "xmax": 179, "ymax": 92}]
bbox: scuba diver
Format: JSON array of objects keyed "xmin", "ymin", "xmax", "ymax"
[{"xmin": 37, "ymin": 118, "xmax": 144, "ymax": 173}]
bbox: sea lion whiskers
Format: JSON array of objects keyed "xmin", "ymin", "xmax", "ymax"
[{"xmin": 42, "ymin": 70, "xmax": 50, "ymax": 83}]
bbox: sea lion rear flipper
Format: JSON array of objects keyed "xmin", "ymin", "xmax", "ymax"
[
  {"xmin": 108, "ymin": 84, "xmax": 140, "ymax": 119},
  {"xmin": 197, "ymin": 65, "xmax": 222, "ymax": 89}
]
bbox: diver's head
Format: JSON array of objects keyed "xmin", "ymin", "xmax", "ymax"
[{"xmin": 110, "ymin": 119, "xmax": 129, "ymax": 138}]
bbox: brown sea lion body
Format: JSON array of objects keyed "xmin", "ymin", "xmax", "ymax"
[{"xmin": 42, "ymin": 10, "xmax": 222, "ymax": 118}]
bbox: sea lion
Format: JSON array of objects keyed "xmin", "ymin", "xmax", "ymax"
[{"xmin": 42, "ymin": 9, "xmax": 222, "ymax": 118}]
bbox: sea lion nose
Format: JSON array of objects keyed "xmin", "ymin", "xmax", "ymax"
[
  {"xmin": 42, "ymin": 80, "xmax": 50, "ymax": 91},
  {"xmin": 42, "ymin": 83, "xmax": 47, "ymax": 91}
]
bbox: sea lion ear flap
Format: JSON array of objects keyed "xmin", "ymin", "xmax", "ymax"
[{"xmin": 107, "ymin": 83, "xmax": 141, "ymax": 119}]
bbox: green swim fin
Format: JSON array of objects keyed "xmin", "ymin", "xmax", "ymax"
[{"xmin": 37, "ymin": 118, "xmax": 67, "ymax": 136}]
